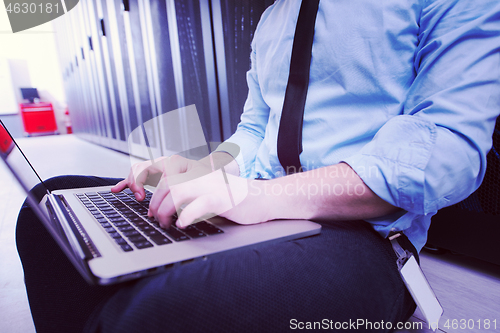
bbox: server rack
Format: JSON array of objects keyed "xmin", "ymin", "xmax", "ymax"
[{"xmin": 53, "ymin": 0, "xmax": 273, "ymax": 159}]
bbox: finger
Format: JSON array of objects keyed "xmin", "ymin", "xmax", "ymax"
[
  {"xmin": 111, "ymin": 161, "xmax": 151, "ymax": 198},
  {"xmin": 148, "ymin": 177, "xmax": 170, "ymax": 217},
  {"xmin": 111, "ymin": 179, "xmax": 128, "ymax": 193},
  {"xmin": 130, "ymin": 167, "xmax": 154, "ymax": 200},
  {"xmin": 110, "ymin": 175, "xmax": 144, "ymax": 199},
  {"xmin": 147, "ymin": 156, "xmax": 191, "ymax": 213},
  {"xmin": 176, "ymin": 194, "xmax": 217, "ymax": 228},
  {"xmin": 163, "ymin": 155, "xmax": 189, "ymax": 174},
  {"xmin": 155, "ymin": 192, "xmax": 177, "ymax": 228},
  {"xmin": 158, "ymin": 155, "xmax": 197, "ymax": 188}
]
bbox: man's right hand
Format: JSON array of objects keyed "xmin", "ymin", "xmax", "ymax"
[{"xmin": 111, "ymin": 152, "xmax": 240, "ymax": 228}]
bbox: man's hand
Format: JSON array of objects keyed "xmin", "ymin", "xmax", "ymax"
[
  {"xmin": 152, "ymin": 169, "xmax": 265, "ymax": 228},
  {"xmin": 111, "ymin": 152, "xmax": 247, "ymax": 228}
]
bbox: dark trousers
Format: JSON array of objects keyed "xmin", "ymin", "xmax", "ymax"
[{"xmin": 16, "ymin": 176, "xmax": 416, "ymax": 333}]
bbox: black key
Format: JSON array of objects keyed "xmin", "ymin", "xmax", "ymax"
[
  {"xmin": 136, "ymin": 225, "xmax": 154, "ymax": 232},
  {"xmin": 108, "ymin": 217, "xmax": 127, "ymax": 223},
  {"xmin": 123, "ymin": 212, "xmax": 140, "ymax": 218},
  {"xmin": 149, "ymin": 222, "xmax": 160, "ymax": 228},
  {"xmin": 91, "ymin": 199, "xmax": 106, "ymax": 204},
  {"xmin": 109, "ymin": 232, "xmax": 122, "ymax": 239},
  {"xmin": 128, "ymin": 203, "xmax": 142, "ymax": 209},
  {"xmin": 195, "ymin": 221, "xmax": 224, "ymax": 235},
  {"xmin": 183, "ymin": 225, "xmax": 206, "ymax": 238},
  {"xmin": 131, "ymin": 220, "xmax": 148, "ymax": 227},
  {"xmin": 103, "ymin": 212, "xmax": 121, "ymax": 218},
  {"xmin": 121, "ymin": 244, "xmax": 134, "ymax": 252},
  {"xmin": 100, "ymin": 222, "xmax": 112, "ymax": 228},
  {"xmin": 96, "ymin": 217, "xmax": 107, "ymax": 223},
  {"xmin": 104, "ymin": 227, "xmax": 116, "ymax": 233},
  {"xmin": 143, "ymin": 230, "xmax": 160, "ymax": 236},
  {"xmin": 127, "ymin": 216, "xmax": 145, "ymax": 223},
  {"xmin": 122, "ymin": 230, "xmax": 140, "ymax": 237},
  {"xmin": 117, "ymin": 225, "xmax": 135, "ymax": 232},
  {"xmin": 129, "ymin": 203, "xmax": 144, "ymax": 209},
  {"xmin": 113, "ymin": 221, "xmax": 130, "ymax": 227},
  {"xmin": 150, "ymin": 234, "xmax": 172, "ymax": 246},
  {"xmin": 162, "ymin": 227, "xmax": 189, "ymax": 242},
  {"xmin": 128, "ymin": 235, "xmax": 147, "ymax": 243},
  {"xmin": 115, "ymin": 237, "xmax": 128, "ymax": 245},
  {"xmin": 135, "ymin": 241, "xmax": 154, "ymax": 249}
]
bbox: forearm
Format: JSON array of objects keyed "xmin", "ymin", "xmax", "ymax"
[
  {"xmin": 199, "ymin": 151, "xmax": 240, "ymax": 177},
  {"xmin": 254, "ymin": 163, "xmax": 400, "ymax": 222}
]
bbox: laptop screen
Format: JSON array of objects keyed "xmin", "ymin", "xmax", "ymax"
[
  {"xmin": 0, "ymin": 123, "xmax": 14, "ymax": 156},
  {"xmin": 0, "ymin": 120, "xmax": 91, "ymax": 276},
  {"xmin": 0, "ymin": 120, "xmax": 48, "ymax": 195}
]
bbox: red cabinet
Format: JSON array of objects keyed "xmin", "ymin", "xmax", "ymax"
[{"xmin": 19, "ymin": 102, "xmax": 58, "ymax": 136}]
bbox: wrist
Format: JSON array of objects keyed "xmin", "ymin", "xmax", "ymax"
[
  {"xmin": 249, "ymin": 177, "xmax": 312, "ymax": 221},
  {"xmin": 205, "ymin": 151, "xmax": 240, "ymax": 176}
]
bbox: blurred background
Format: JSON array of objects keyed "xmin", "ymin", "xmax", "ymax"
[
  {"xmin": 1, "ymin": 0, "xmax": 275, "ymax": 159},
  {"xmin": 0, "ymin": 7, "xmax": 66, "ymax": 138}
]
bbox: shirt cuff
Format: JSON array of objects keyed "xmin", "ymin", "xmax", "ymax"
[
  {"xmin": 342, "ymin": 115, "xmax": 437, "ymax": 214},
  {"xmin": 214, "ymin": 141, "xmax": 249, "ymax": 178}
]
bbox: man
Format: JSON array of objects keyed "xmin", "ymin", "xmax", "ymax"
[{"xmin": 17, "ymin": 0, "xmax": 500, "ymax": 332}]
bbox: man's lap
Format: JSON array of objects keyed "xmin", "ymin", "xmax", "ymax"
[{"xmin": 16, "ymin": 175, "xmax": 415, "ymax": 333}]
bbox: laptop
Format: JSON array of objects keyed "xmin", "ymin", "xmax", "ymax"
[{"xmin": 1, "ymin": 119, "xmax": 321, "ymax": 285}]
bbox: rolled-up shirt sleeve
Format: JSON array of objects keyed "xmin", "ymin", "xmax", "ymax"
[{"xmin": 343, "ymin": 0, "xmax": 500, "ymax": 215}]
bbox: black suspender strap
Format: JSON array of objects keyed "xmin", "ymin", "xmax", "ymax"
[{"xmin": 277, "ymin": 0, "xmax": 320, "ymax": 174}]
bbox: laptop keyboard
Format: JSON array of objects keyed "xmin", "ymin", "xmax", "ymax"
[{"xmin": 76, "ymin": 189, "xmax": 223, "ymax": 252}]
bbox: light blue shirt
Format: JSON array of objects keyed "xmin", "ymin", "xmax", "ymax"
[{"xmin": 217, "ymin": 0, "xmax": 500, "ymax": 252}]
